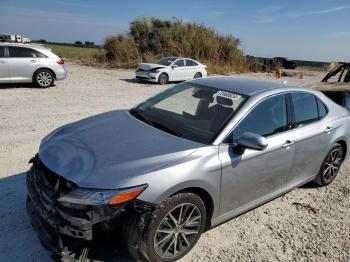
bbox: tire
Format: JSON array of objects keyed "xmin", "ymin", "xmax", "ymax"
[
  {"xmin": 140, "ymin": 193, "xmax": 206, "ymax": 262},
  {"xmin": 158, "ymin": 73, "xmax": 168, "ymax": 85},
  {"xmin": 33, "ymin": 69, "xmax": 54, "ymax": 88},
  {"xmin": 194, "ymin": 72, "xmax": 202, "ymax": 79},
  {"xmin": 314, "ymin": 143, "xmax": 345, "ymax": 186}
]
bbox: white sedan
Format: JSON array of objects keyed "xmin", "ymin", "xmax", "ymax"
[{"xmin": 135, "ymin": 57, "xmax": 207, "ymax": 84}]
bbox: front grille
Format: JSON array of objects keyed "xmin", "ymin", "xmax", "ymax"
[
  {"xmin": 136, "ymin": 76, "xmax": 149, "ymax": 80},
  {"xmin": 30, "ymin": 155, "xmax": 77, "ymax": 200},
  {"xmin": 41, "ymin": 162, "xmax": 76, "ymax": 197},
  {"xmin": 27, "ymin": 155, "xmax": 95, "ymax": 240}
]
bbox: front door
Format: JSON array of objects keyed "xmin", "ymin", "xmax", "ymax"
[
  {"xmin": 0, "ymin": 46, "xmax": 9, "ymax": 83},
  {"xmin": 219, "ymin": 94, "xmax": 295, "ymax": 216},
  {"xmin": 7, "ymin": 46, "xmax": 41, "ymax": 82},
  {"xmin": 171, "ymin": 59, "xmax": 186, "ymax": 81}
]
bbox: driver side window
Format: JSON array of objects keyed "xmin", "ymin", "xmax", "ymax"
[{"xmin": 230, "ymin": 94, "xmax": 288, "ymax": 142}]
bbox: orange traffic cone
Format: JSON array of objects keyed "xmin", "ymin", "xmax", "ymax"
[{"xmin": 300, "ymin": 71, "xmax": 304, "ymax": 80}]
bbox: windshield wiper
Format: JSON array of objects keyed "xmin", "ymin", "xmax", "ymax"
[
  {"xmin": 149, "ymin": 121, "xmax": 185, "ymax": 138},
  {"xmin": 130, "ymin": 109, "xmax": 155, "ymax": 126},
  {"xmin": 131, "ymin": 109, "xmax": 184, "ymax": 138}
]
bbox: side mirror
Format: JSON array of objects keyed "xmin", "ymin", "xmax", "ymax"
[
  {"xmin": 234, "ymin": 132, "xmax": 268, "ymax": 154},
  {"xmin": 171, "ymin": 65, "xmax": 178, "ymax": 69}
]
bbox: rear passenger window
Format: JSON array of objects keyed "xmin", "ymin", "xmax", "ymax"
[
  {"xmin": 8, "ymin": 47, "xmax": 35, "ymax": 58},
  {"xmin": 32, "ymin": 49, "xmax": 47, "ymax": 58},
  {"xmin": 291, "ymin": 93, "xmax": 319, "ymax": 126},
  {"xmin": 317, "ymin": 99, "xmax": 328, "ymax": 118},
  {"xmin": 186, "ymin": 60, "xmax": 197, "ymax": 66},
  {"xmin": 0, "ymin": 47, "xmax": 5, "ymax": 58},
  {"xmin": 345, "ymin": 93, "xmax": 350, "ymax": 111}
]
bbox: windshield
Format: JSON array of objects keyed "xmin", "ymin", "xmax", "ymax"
[
  {"xmin": 156, "ymin": 57, "xmax": 177, "ymax": 66},
  {"xmin": 130, "ymin": 82, "xmax": 247, "ymax": 144}
]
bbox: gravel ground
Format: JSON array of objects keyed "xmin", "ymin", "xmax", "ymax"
[{"xmin": 0, "ymin": 64, "xmax": 349, "ymax": 262}]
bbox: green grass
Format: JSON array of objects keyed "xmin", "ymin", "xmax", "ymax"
[{"xmin": 43, "ymin": 44, "xmax": 103, "ymax": 60}]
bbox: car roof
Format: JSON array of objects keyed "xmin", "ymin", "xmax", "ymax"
[
  {"xmin": 162, "ymin": 56, "xmax": 198, "ymax": 61},
  {"xmin": 0, "ymin": 42, "xmax": 48, "ymax": 50},
  {"xmin": 190, "ymin": 76, "xmax": 292, "ymax": 96}
]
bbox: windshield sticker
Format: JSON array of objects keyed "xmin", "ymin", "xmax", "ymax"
[{"xmin": 215, "ymin": 91, "xmax": 241, "ymax": 100}]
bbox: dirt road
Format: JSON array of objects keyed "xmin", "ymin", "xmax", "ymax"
[{"xmin": 0, "ymin": 64, "xmax": 349, "ymax": 261}]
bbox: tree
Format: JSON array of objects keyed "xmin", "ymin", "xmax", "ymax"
[{"xmin": 75, "ymin": 41, "xmax": 83, "ymax": 45}]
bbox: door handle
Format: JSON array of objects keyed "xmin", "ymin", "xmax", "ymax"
[
  {"xmin": 282, "ymin": 140, "xmax": 295, "ymax": 149},
  {"xmin": 30, "ymin": 59, "xmax": 38, "ymax": 63},
  {"xmin": 0, "ymin": 60, "xmax": 6, "ymax": 64},
  {"xmin": 324, "ymin": 126, "xmax": 334, "ymax": 134}
]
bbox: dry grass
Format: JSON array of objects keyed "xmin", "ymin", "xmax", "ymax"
[
  {"xmin": 101, "ymin": 17, "xmax": 248, "ymax": 74},
  {"xmin": 44, "ymin": 44, "xmax": 104, "ymax": 60}
]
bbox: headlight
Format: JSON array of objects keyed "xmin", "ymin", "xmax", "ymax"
[
  {"xmin": 58, "ymin": 185, "xmax": 147, "ymax": 207},
  {"xmin": 149, "ymin": 69, "xmax": 160, "ymax": 73}
]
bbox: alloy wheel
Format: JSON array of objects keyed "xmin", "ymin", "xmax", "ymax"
[
  {"xmin": 37, "ymin": 71, "xmax": 53, "ymax": 87},
  {"xmin": 322, "ymin": 146, "xmax": 343, "ymax": 184},
  {"xmin": 194, "ymin": 73, "xmax": 202, "ymax": 79},
  {"xmin": 154, "ymin": 203, "xmax": 202, "ymax": 259},
  {"xmin": 159, "ymin": 74, "xmax": 168, "ymax": 85}
]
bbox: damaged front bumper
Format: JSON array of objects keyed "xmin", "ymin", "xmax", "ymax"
[
  {"xmin": 26, "ymin": 156, "xmax": 154, "ymax": 257},
  {"xmin": 135, "ymin": 69, "xmax": 158, "ymax": 82}
]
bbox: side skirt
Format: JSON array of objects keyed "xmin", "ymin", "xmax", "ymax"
[{"xmin": 210, "ymin": 176, "xmax": 316, "ymax": 229}]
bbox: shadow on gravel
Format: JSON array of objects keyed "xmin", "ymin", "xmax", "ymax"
[
  {"xmin": 0, "ymin": 172, "xmax": 135, "ymax": 262},
  {"xmin": 0, "ymin": 83, "xmax": 55, "ymax": 89},
  {"xmin": 119, "ymin": 78, "xmax": 157, "ymax": 85},
  {"xmin": 120, "ymin": 78, "xmax": 183, "ymax": 85},
  {"xmin": 299, "ymin": 182, "xmax": 319, "ymax": 189}
]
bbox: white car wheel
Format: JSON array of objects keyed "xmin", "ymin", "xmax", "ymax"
[{"xmin": 158, "ymin": 73, "xmax": 169, "ymax": 85}]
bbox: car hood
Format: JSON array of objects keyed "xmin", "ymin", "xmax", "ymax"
[
  {"xmin": 138, "ymin": 63, "xmax": 167, "ymax": 71},
  {"xmin": 39, "ymin": 110, "xmax": 201, "ymax": 189}
]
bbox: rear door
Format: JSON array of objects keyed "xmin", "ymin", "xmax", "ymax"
[
  {"xmin": 185, "ymin": 59, "xmax": 198, "ymax": 78},
  {"xmin": 287, "ymin": 92, "xmax": 329, "ymax": 187},
  {"xmin": 0, "ymin": 46, "xmax": 10, "ymax": 83},
  {"xmin": 7, "ymin": 46, "xmax": 41, "ymax": 82}
]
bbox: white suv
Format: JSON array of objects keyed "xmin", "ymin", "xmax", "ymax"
[{"xmin": 0, "ymin": 43, "xmax": 66, "ymax": 88}]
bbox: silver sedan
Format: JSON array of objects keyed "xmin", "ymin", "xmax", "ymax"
[{"xmin": 27, "ymin": 77, "xmax": 350, "ymax": 261}]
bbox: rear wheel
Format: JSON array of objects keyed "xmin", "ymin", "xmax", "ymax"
[
  {"xmin": 158, "ymin": 73, "xmax": 168, "ymax": 85},
  {"xmin": 34, "ymin": 69, "xmax": 54, "ymax": 88},
  {"xmin": 194, "ymin": 72, "xmax": 202, "ymax": 79},
  {"xmin": 314, "ymin": 143, "xmax": 345, "ymax": 186},
  {"xmin": 140, "ymin": 193, "xmax": 206, "ymax": 261}
]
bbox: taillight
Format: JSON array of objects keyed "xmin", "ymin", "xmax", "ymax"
[{"xmin": 57, "ymin": 59, "xmax": 64, "ymax": 64}]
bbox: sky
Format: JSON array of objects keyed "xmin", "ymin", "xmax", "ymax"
[{"xmin": 0, "ymin": 0, "xmax": 349, "ymax": 62}]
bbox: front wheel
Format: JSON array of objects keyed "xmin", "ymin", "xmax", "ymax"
[
  {"xmin": 314, "ymin": 143, "xmax": 345, "ymax": 186},
  {"xmin": 34, "ymin": 69, "xmax": 54, "ymax": 88},
  {"xmin": 140, "ymin": 193, "xmax": 206, "ymax": 261},
  {"xmin": 158, "ymin": 73, "xmax": 169, "ymax": 85}
]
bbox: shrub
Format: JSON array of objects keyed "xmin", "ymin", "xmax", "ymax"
[{"xmin": 104, "ymin": 17, "xmax": 248, "ymax": 73}]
